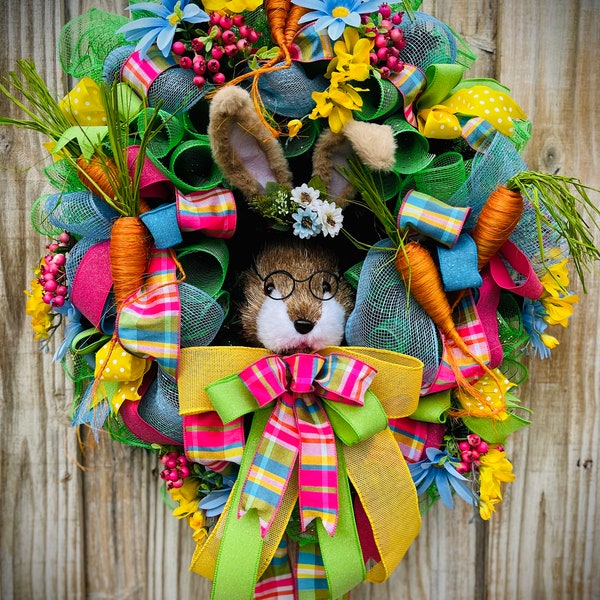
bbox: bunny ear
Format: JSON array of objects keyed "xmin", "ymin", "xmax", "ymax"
[
  {"xmin": 312, "ymin": 121, "xmax": 397, "ymax": 207},
  {"xmin": 312, "ymin": 130, "xmax": 356, "ymax": 207},
  {"xmin": 208, "ymin": 86, "xmax": 292, "ymax": 200}
]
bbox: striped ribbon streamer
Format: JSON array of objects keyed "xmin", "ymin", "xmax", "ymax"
[
  {"xmin": 421, "ymin": 293, "xmax": 490, "ymax": 395},
  {"xmin": 117, "ymin": 248, "xmax": 180, "ymax": 379},
  {"xmin": 183, "ymin": 411, "xmax": 245, "ymax": 469},
  {"xmin": 237, "ymin": 353, "xmax": 376, "ymax": 537}
]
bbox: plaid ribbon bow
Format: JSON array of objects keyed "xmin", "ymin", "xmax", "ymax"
[{"xmin": 237, "ymin": 352, "xmax": 377, "ymax": 538}]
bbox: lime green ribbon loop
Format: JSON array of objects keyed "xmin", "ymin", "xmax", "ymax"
[
  {"xmin": 316, "ymin": 438, "xmax": 366, "ymax": 599},
  {"xmin": 416, "ymin": 63, "xmax": 466, "ymax": 110}
]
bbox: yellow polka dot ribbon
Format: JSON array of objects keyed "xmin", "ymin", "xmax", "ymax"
[
  {"xmin": 417, "ymin": 85, "xmax": 527, "ymax": 140},
  {"xmin": 455, "ymin": 368, "xmax": 515, "ymax": 421},
  {"xmin": 93, "ymin": 340, "xmax": 151, "ymax": 413},
  {"xmin": 59, "ymin": 77, "xmax": 107, "ymax": 126}
]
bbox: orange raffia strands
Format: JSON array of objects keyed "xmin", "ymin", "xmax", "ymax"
[
  {"xmin": 471, "ymin": 186, "xmax": 524, "ymax": 271},
  {"xmin": 76, "ymin": 155, "xmax": 119, "ymax": 202},
  {"xmin": 221, "ymin": 0, "xmax": 304, "ymax": 138},
  {"xmin": 394, "ymin": 241, "xmax": 505, "ymax": 417},
  {"xmin": 109, "ymin": 216, "xmax": 152, "ymax": 309},
  {"xmin": 284, "ymin": 4, "xmax": 309, "ymax": 48}
]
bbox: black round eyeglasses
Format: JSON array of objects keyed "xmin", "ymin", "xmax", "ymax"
[{"xmin": 253, "ymin": 264, "xmax": 341, "ymax": 301}]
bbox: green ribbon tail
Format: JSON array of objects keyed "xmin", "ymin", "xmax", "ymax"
[
  {"xmin": 317, "ymin": 438, "xmax": 366, "ymax": 598},
  {"xmin": 210, "ymin": 407, "xmax": 271, "ymax": 600}
]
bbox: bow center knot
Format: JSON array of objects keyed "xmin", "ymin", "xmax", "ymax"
[{"xmin": 282, "ymin": 353, "xmax": 326, "ymax": 395}]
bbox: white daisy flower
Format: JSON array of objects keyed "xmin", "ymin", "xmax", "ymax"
[
  {"xmin": 317, "ymin": 200, "xmax": 343, "ymax": 237},
  {"xmin": 291, "ymin": 183, "xmax": 320, "ymax": 207}
]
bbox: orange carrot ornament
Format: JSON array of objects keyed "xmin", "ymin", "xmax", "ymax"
[
  {"xmin": 284, "ymin": 5, "xmax": 310, "ymax": 48},
  {"xmin": 471, "ymin": 186, "xmax": 524, "ymax": 271}
]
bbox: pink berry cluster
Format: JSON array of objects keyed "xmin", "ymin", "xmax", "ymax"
[
  {"xmin": 456, "ymin": 434, "xmax": 492, "ymax": 474},
  {"xmin": 159, "ymin": 451, "xmax": 191, "ymax": 489},
  {"xmin": 39, "ymin": 232, "xmax": 71, "ymax": 307},
  {"xmin": 365, "ymin": 4, "xmax": 406, "ymax": 78},
  {"xmin": 172, "ymin": 12, "xmax": 261, "ymax": 88}
]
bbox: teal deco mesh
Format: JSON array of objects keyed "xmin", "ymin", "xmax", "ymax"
[
  {"xmin": 103, "ymin": 45, "xmax": 136, "ymax": 84},
  {"xmin": 59, "ymin": 9, "xmax": 129, "ymax": 82},
  {"xmin": 398, "ymin": 12, "xmax": 475, "ymax": 71},
  {"xmin": 179, "ymin": 283, "xmax": 228, "ymax": 348},
  {"xmin": 448, "ymin": 132, "xmax": 527, "ymax": 216},
  {"xmin": 137, "ymin": 367, "xmax": 183, "ymax": 443},
  {"xmin": 253, "ymin": 62, "xmax": 329, "ymax": 119},
  {"xmin": 147, "ymin": 68, "xmax": 211, "ymax": 114},
  {"xmin": 345, "ymin": 239, "xmax": 442, "ymax": 387},
  {"xmin": 102, "ymin": 45, "xmax": 213, "ymax": 114},
  {"xmin": 45, "ymin": 192, "xmax": 118, "ymax": 239}
]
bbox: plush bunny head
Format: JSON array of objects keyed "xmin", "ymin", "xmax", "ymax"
[
  {"xmin": 207, "ymin": 85, "xmax": 396, "ymax": 353},
  {"xmin": 239, "ymin": 240, "xmax": 354, "ymax": 354}
]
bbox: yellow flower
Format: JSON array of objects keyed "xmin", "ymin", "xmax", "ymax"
[
  {"xmin": 540, "ymin": 333, "xmax": 559, "ymax": 349},
  {"xmin": 310, "ymin": 81, "xmax": 365, "ymax": 133},
  {"xmin": 287, "ymin": 119, "xmax": 303, "ymax": 138},
  {"xmin": 478, "ymin": 448, "xmax": 515, "ymax": 520},
  {"xmin": 169, "ymin": 478, "xmax": 201, "ymax": 519},
  {"xmin": 188, "ymin": 510, "xmax": 208, "ymax": 544},
  {"xmin": 479, "ymin": 497, "xmax": 501, "ymax": 520},
  {"xmin": 326, "ymin": 27, "xmax": 373, "ymax": 83},
  {"xmin": 540, "ymin": 259, "xmax": 570, "ymax": 298},
  {"xmin": 25, "ymin": 277, "xmax": 52, "ymax": 340},
  {"xmin": 202, "ymin": 0, "xmax": 262, "ymax": 13},
  {"xmin": 538, "ymin": 258, "xmax": 579, "ymax": 327},
  {"xmin": 541, "ymin": 293, "xmax": 579, "ymax": 327}
]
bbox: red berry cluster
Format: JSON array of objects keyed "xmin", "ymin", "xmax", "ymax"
[
  {"xmin": 172, "ymin": 12, "xmax": 261, "ymax": 88},
  {"xmin": 365, "ymin": 5, "xmax": 406, "ymax": 78},
  {"xmin": 39, "ymin": 232, "xmax": 71, "ymax": 307},
  {"xmin": 456, "ymin": 434, "xmax": 491, "ymax": 474},
  {"xmin": 159, "ymin": 451, "xmax": 191, "ymax": 490}
]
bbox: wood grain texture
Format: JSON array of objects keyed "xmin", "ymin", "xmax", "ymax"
[{"xmin": 0, "ymin": 1, "xmax": 598, "ymax": 599}]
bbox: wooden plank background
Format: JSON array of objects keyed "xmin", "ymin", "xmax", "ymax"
[{"xmin": 0, "ymin": 1, "xmax": 598, "ymax": 598}]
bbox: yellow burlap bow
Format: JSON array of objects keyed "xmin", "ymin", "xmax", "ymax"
[{"xmin": 178, "ymin": 345, "xmax": 424, "ymax": 586}]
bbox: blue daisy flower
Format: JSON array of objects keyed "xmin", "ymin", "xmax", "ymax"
[
  {"xmin": 117, "ymin": 0, "xmax": 209, "ymax": 58},
  {"xmin": 408, "ymin": 447, "xmax": 477, "ymax": 509},
  {"xmin": 292, "ymin": 206, "xmax": 322, "ymax": 239},
  {"xmin": 294, "ymin": 0, "xmax": 383, "ymax": 40}
]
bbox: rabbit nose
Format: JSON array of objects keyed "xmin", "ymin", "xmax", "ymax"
[{"xmin": 294, "ymin": 319, "xmax": 314, "ymax": 334}]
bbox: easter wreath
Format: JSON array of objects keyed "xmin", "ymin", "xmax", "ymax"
[{"xmin": 4, "ymin": 0, "xmax": 600, "ymax": 598}]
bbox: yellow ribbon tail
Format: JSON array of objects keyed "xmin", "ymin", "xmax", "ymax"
[{"xmin": 345, "ymin": 427, "xmax": 421, "ymax": 583}]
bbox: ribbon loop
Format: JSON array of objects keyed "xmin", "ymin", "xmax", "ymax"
[{"xmin": 239, "ymin": 356, "xmax": 289, "ymax": 407}]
